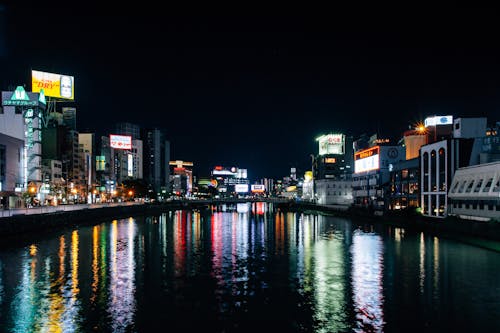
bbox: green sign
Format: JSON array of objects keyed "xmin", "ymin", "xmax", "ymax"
[{"xmin": 2, "ymin": 86, "xmax": 45, "ymax": 107}]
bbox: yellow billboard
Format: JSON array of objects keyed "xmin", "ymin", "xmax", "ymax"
[{"xmin": 31, "ymin": 70, "xmax": 74, "ymax": 100}]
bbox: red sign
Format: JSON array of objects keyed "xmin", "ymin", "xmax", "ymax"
[{"xmin": 110, "ymin": 134, "xmax": 132, "ymax": 150}]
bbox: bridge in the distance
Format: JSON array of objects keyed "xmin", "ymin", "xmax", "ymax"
[{"xmin": 164, "ymin": 197, "xmax": 349, "ymax": 214}]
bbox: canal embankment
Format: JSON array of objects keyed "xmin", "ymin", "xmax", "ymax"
[
  {"xmin": 277, "ymin": 201, "xmax": 500, "ymax": 252},
  {"xmin": 2, "ymin": 200, "xmax": 500, "ymax": 252},
  {"xmin": 0, "ymin": 202, "xmax": 192, "ymax": 242}
]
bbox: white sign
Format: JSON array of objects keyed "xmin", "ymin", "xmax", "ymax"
[
  {"xmin": 127, "ymin": 154, "xmax": 133, "ymax": 177},
  {"xmin": 235, "ymin": 184, "xmax": 249, "ymax": 193},
  {"xmin": 110, "ymin": 134, "xmax": 132, "ymax": 150},
  {"xmin": 424, "ymin": 115, "xmax": 453, "ymax": 127},
  {"xmin": 213, "ymin": 170, "xmax": 236, "ymax": 176},
  {"xmin": 316, "ymin": 134, "xmax": 345, "ymax": 155},
  {"xmin": 354, "ymin": 154, "xmax": 380, "ymax": 173},
  {"xmin": 251, "ymin": 184, "xmax": 265, "ymax": 193}
]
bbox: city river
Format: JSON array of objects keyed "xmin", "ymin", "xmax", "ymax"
[{"xmin": 0, "ymin": 202, "xmax": 499, "ymax": 332}]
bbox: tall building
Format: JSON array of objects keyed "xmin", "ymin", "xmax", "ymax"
[
  {"xmin": 115, "ymin": 122, "xmax": 140, "ymax": 140},
  {"xmin": 1, "ymin": 86, "xmax": 46, "ymax": 194},
  {"xmin": 170, "ymin": 160, "xmax": 194, "ymax": 196},
  {"xmin": 65, "ymin": 129, "xmax": 82, "ymax": 202},
  {"xmin": 0, "ymin": 92, "xmax": 25, "ymax": 197},
  {"xmin": 79, "ymin": 132, "xmax": 96, "ymax": 201},
  {"xmin": 113, "ymin": 138, "xmax": 143, "ymax": 183},
  {"xmin": 142, "ymin": 128, "xmax": 170, "ymax": 196},
  {"xmin": 112, "ymin": 123, "xmax": 143, "ymax": 183},
  {"xmin": 62, "ymin": 107, "xmax": 76, "ymax": 130},
  {"xmin": 314, "ymin": 134, "xmax": 354, "ymax": 180},
  {"xmin": 97, "ymin": 135, "xmax": 116, "ymax": 197},
  {"xmin": 313, "ymin": 133, "xmax": 354, "ymax": 205}
]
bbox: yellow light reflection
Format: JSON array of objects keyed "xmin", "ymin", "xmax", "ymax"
[
  {"xmin": 433, "ymin": 236, "xmax": 439, "ymax": 290},
  {"xmin": 419, "ymin": 232, "xmax": 425, "ymax": 293},
  {"xmin": 91, "ymin": 226, "xmax": 100, "ymax": 303},
  {"xmin": 71, "ymin": 230, "xmax": 79, "ymax": 296},
  {"xmin": 59, "ymin": 236, "xmax": 65, "ymax": 278},
  {"xmin": 29, "ymin": 244, "xmax": 37, "ymax": 282},
  {"xmin": 47, "ymin": 235, "xmax": 66, "ymax": 332},
  {"xmin": 29, "ymin": 244, "xmax": 37, "ymax": 256}
]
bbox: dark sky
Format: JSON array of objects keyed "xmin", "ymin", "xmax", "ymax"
[{"xmin": 1, "ymin": 6, "xmax": 499, "ymax": 180}]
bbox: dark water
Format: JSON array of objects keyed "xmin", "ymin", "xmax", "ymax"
[{"xmin": 0, "ymin": 202, "xmax": 499, "ymax": 332}]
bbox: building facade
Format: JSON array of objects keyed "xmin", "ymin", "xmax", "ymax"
[
  {"xmin": 352, "ymin": 145, "xmax": 405, "ymax": 212},
  {"xmin": 448, "ymin": 161, "xmax": 500, "ymax": 221},
  {"xmin": 142, "ymin": 128, "xmax": 170, "ymax": 196}
]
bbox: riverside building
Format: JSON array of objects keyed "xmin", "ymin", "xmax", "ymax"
[
  {"xmin": 420, "ymin": 117, "xmax": 488, "ymax": 218},
  {"xmin": 312, "ymin": 133, "xmax": 354, "ymax": 205}
]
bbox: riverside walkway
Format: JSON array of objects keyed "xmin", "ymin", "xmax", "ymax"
[{"xmin": 0, "ymin": 197, "xmax": 295, "ymax": 219}]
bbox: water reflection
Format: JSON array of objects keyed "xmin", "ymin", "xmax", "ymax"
[
  {"xmin": 310, "ymin": 215, "xmax": 349, "ymax": 332},
  {"xmin": 0, "ymin": 203, "xmax": 500, "ymax": 332},
  {"xmin": 351, "ymin": 229, "xmax": 384, "ymax": 332},
  {"xmin": 109, "ymin": 218, "xmax": 136, "ymax": 332}
]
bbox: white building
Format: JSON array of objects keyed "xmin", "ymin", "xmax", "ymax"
[
  {"xmin": 1, "ymin": 86, "xmax": 46, "ymax": 193},
  {"xmin": 448, "ymin": 161, "xmax": 500, "ymax": 221},
  {"xmin": 420, "ymin": 117, "xmax": 487, "ymax": 218},
  {"xmin": 315, "ymin": 179, "xmax": 353, "ymax": 205}
]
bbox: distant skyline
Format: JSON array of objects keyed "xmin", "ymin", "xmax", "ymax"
[{"xmin": 1, "ymin": 6, "xmax": 499, "ymax": 179}]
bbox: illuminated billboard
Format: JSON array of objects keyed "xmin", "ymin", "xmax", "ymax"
[
  {"xmin": 110, "ymin": 134, "xmax": 132, "ymax": 150},
  {"xmin": 424, "ymin": 115, "xmax": 453, "ymax": 127},
  {"xmin": 213, "ymin": 169, "xmax": 236, "ymax": 176},
  {"xmin": 316, "ymin": 134, "xmax": 345, "ymax": 155},
  {"xmin": 235, "ymin": 184, "xmax": 249, "ymax": 193},
  {"xmin": 251, "ymin": 184, "xmax": 265, "ymax": 193},
  {"xmin": 127, "ymin": 154, "xmax": 133, "ymax": 177},
  {"xmin": 354, "ymin": 146, "xmax": 380, "ymax": 173},
  {"xmin": 31, "ymin": 70, "xmax": 75, "ymax": 100},
  {"xmin": 96, "ymin": 156, "xmax": 106, "ymax": 171}
]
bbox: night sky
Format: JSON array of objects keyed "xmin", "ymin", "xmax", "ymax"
[{"xmin": 1, "ymin": 6, "xmax": 499, "ymax": 180}]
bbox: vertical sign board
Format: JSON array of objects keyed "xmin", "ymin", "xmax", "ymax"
[{"xmin": 127, "ymin": 154, "xmax": 133, "ymax": 177}]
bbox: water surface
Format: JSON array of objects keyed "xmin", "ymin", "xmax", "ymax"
[{"xmin": 0, "ymin": 202, "xmax": 499, "ymax": 332}]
